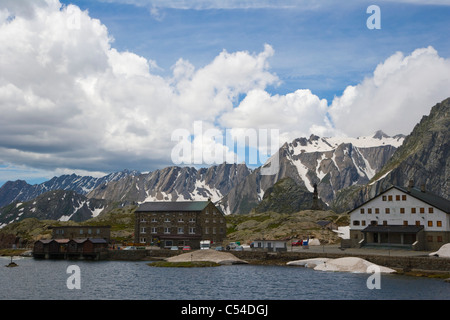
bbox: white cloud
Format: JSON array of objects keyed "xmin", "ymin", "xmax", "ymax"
[
  {"xmin": 220, "ymin": 88, "xmax": 332, "ymax": 143},
  {"xmin": 328, "ymin": 46, "xmax": 450, "ymax": 137},
  {"xmin": 1, "ymin": 1, "xmax": 449, "ymax": 182},
  {"xmin": 0, "ymin": 1, "xmax": 280, "ymax": 174}
]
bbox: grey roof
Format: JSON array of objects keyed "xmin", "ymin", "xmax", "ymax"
[
  {"xmin": 395, "ymin": 186, "xmax": 450, "ymax": 213},
  {"xmin": 349, "ymin": 185, "xmax": 450, "ymax": 214},
  {"xmin": 362, "ymin": 225, "xmax": 424, "ymax": 234},
  {"xmin": 136, "ymin": 201, "xmax": 211, "ymax": 212}
]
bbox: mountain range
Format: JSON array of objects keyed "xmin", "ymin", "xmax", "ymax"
[{"xmin": 0, "ymin": 97, "xmax": 448, "ymax": 226}]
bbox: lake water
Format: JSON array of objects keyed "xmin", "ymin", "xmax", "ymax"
[{"xmin": 0, "ymin": 256, "xmax": 449, "ymax": 301}]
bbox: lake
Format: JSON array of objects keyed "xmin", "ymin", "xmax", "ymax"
[{"xmin": 1, "ymin": 256, "xmax": 448, "ymax": 301}]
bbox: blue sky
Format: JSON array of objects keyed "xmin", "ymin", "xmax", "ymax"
[
  {"xmin": 60, "ymin": 0, "xmax": 450, "ymax": 101},
  {"xmin": 0, "ymin": 0, "xmax": 449, "ymax": 187}
]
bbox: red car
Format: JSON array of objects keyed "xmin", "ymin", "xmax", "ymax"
[{"xmin": 291, "ymin": 240, "xmax": 303, "ymax": 246}]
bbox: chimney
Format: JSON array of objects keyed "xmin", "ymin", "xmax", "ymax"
[
  {"xmin": 407, "ymin": 179, "xmax": 414, "ymax": 193},
  {"xmin": 420, "ymin": 184, "xmax": 426, "ymax": 193}
]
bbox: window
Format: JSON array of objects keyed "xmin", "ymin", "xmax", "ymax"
[
  {"xmin": 151, "ymin": 227, "xmax": 157, "ymax": 234},
  {"xmin": 388, "ymin": 195, "xmax": 393, "ymax": 201},
  {"xmin": 368, "ymin": 208, "xmax": 372, "ymax": 214},
  {"xmin": 205, "ymin": 227, "xmax": 209, "ymax": 234},
  {"xmin": 420, "ymin": 208, "xmax": 425, "ymax": 214},
  {"xmin": 437, "ymin": 221, "xmax": 442, "ymax": 227},
  {"xmin": 362, "ymin": 220, "xmax": 366, "ymax": 226},
  {"xmin": 79, "ymin": 229, "xmax": 84, "ymax": 235},
  {"xmin": 415, "ymin": 221, "xmax": 421, "ymax": 226},
  {"xmin": 396, "ymin": 195, "xmax": 400, "ymax": 201},
  {"xmin": 383, "ymin": 220, "xmax": 387, "ymax": 226},
  {"xmin": 164, "ymin": 218, "xmax": 170, "ymax": 222},
  {"xmin": 151, "ymin": 218, "xmax": 157, "ymax": 222},
  {"xmin": 353, "ymin": 220, "xmax": 360, "ymax": 226},
  {"xmin": 189, "ymin": 218, "xmax": 196, "ymax": 223},
  {"xmin": 360, "ymin": 208, "xmax": 365, "ymax": 214},
  {"xmin": 400, "ymin": 208, "xmax": 405, "ymax": 214},
  {"xmin": 178, "ymin": 218, "xmax": 184, "ymax": 222},
  {"xmin": 140, "ymin": 218, "xmax": 146, "ymax": 222},
  {"xmin": 411, "ymin": 208, "xmax": 416, "ymax": 214},
  {"xmin": 140, "ymin": 237, "xmax": 146, "ymax": 243},
  {"xmin": 428, "ymin": 208, "xmax": 434, "ymax": 214},
  {"xmin": 164, "ymin": 227, "xmax": 170, "ymax": 234},
  {"xmin": 189, "ymin": 227, "xmax": 196, "ymax": 234},
  {"xmin": 382, "ymin": 196, "xmax": 387, "ymax": 201},
  {"xmin": 385, "ymin": 208, "xmax": 390, "ymax": 214},
  {"xmin": 428, "ymin": 221, "xmax": 433, "ymax": 227},
  {"xmin": 213, "ymin": 227, "xmax": 217, "ymax": 234},
  {"xmin": 375, "ymin": 208, "xmax": 379, "ymax": 214},
  {"xmin": 403, "ymin": 221, "xmax": 408, "ymax": 226},
  {"xmin": 177, "ymin": 227, "xmax": 184, "ymax": 234},
  {"xmin": 437, "ymin": 236, "xmax": 443, "ymax": 242},
  {"xmin": 140, "ymin": 227, "xmax": 146, "ymax": 234},
  {"xmin": 402, "ymin": 195, "xmax": 407, "ymax": 201}
]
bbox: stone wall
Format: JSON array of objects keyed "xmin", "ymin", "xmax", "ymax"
[{"xmin": 105, "ymin": 249, "xmax": 450, "ymax": 272}]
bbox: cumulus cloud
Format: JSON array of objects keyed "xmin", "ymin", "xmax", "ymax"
[
  {"xmin": 0, "ymin": 1, "xmax": 281, "ymax": 174},
  {"xmin": 1, "ymin": 0, "xmax": 449, "ymax": 182},
  {"xmin": 328, "ymin": 46, "xmax": 450, "ymax": 137}
]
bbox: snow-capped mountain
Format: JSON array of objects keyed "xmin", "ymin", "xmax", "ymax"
[
  {"xmin": 0, "ymin": 190, "xmax": 107, "ymax": 227},
  {"xmin": 0, "ymin": 169, "xmax": 139, "ymax": 208},
  {"xmin": 86, "ymin": 163, "xmax": 252, "ymax": 204},
  {"xmin": 0, "ymin": 130, "xmax": 405, "ymax": 225},
  {"xmin": 219, "ymin": 131, "xmax": 405, "ymax": 214}
]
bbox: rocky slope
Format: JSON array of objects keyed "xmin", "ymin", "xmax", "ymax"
[
  {"xmin": 86, "ymin": 162, "xmax": 251, "ymax": 204},
  {"xmin": 253, "ymin": 177, "xmax": 327, "ymax": 214},
  {"xmin": 219, "ymin": 131, "xmax": 403, "ymax": 214},
  {"xmin": 0, "ymin": 190, "xmax": 107, "ymax": 226},
  {"xmin": 0, "ymin": 169, "xmax": 139, "ymax": 208},
  {"xmin": 332, "ymin": 97, "xmax": 450, "ymax": 212}
]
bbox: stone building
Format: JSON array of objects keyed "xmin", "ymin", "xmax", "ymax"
[
  {"xmin": 134, "ymin": 200, "xmax": 227, "ymax": 249},
  {"xmin": 50, "ymin": 225, "xmax": 111, "ymax": 242},
  {"xmin": 348, "ymin": 182, "xmax": 450, "ymax": 251}
]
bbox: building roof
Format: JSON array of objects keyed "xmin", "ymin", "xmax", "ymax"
[
  {"xmin": 349, "ymin": 185, "xmax": 450, "ymax": 214},
  {"xmin": 395, "ymin": 186, "xmax": 450, "ymax": 213},
  {"xmin": 362, "ymin": 225, "xmax": 424, "ymax": 234},
  {"xmin": 136, "ymin": 201, "xmax": 211, "ymax": 212}
]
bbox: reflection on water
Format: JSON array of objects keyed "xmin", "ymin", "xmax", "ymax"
[{"xmin": 0, "ymin": 257, "xmax": 449, "ymax": 300}]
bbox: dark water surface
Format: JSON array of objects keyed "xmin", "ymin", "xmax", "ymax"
[{"xmin": 0, "ymin": 257, "xmax": 449, "ymax": 300}]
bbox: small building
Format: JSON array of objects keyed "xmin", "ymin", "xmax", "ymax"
[
  {"xmin": 348, "ymin": 182, "xmax": 450, "ymax": 251},
  {"xmin": 33, "ymin": 238, "xmax": 108, "ymax": 259},
  {"xmin": 50, "ymin": 225, "xmax": 111, "ymax": 241},
  {"xmin": 134, "ymin": 200, "xmax": 227, "ymax": 249},
  {"xmin": 252, "ymin": 239, "xmax": 287, "ymax": 252}
]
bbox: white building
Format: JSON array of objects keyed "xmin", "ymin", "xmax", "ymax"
[
  {"xmin": 349, "ymin": 183, "xmax": 450, "ymax": 251},
  {"xmin": 252, "ymin": 239, "xmax": 287, "ymax": 252}
]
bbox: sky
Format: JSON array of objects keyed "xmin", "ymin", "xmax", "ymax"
[{"xmin": 0, "ymin": 0, "xmax": 449, "ymax": 187}]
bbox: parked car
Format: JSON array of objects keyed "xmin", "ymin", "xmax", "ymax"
[
  {"xmin": 214, "ymin": 246, "xmax": 224, "ymax": 251},
  {"xmin": 123, "ymin": 246, "xmax": 136, "ymax": 250},
  {"xmin": 234, "ymin": 246, "xmax": 244, "ymax": 251},
  {"xmin": 291, "ymin": 240, "xmax": 303, "ymax": 246},
  {"xmin": 170, "ymin": 246, "xmax": 179, "ymax": 250},
  {"xmin": 182, "ymin": 246, "xmax": 191, "ymax": 251}
]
